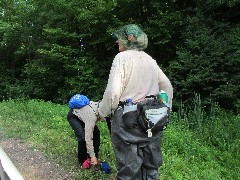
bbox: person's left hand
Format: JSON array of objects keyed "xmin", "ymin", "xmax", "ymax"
[{"xmin": 91, "ymin": 156, "xmax": 98, "ymax": 165}]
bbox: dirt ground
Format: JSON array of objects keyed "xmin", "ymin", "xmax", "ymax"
[{"xmin": 0, "ymin": 132, "xmax": 73, "ymax": 180}]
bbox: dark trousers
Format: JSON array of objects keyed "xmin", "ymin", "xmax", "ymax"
[
  {"xmin": 67, "ymin": 109, "xmax": 100, "ymax": 164},
  {"xmin": 111, "ymin": 107, "xmax": 163, "ymax": 180}
]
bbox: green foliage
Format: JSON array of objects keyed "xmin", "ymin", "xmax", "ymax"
[
  {"xmin": 162, "ymin": 127, "xmax": 229, "ymax": 179},
  {"xmin": 63, "ymin": 56, "xmax": 107, "ymax": 101},
  {"xmin": 234, "ymin": 99, "xmax": 240, "ymax": 114},
  {"xmin": 0, "ymin": 99, "xmax": 239, "ymax": 179},
  {"xmin": 175, "ymin": 93, "xmax": 240, "ymax": 145},
  {"xmin": 173, "ymin": 94, "xmax": 240, "ymax": 179},
  {"xmin": 168, "ymin": 11, "xmax": 240, "ymax": 110},
  {"xmin": 1, "ymin": 0, "xmax": 240, "ymax": 112},
  {"xmin": 145, "ymin": 1, "xmax": 184, "ymax": 66},
  {"xmin": 20, "ymin": 0, "xmax": 115, "ymax": 102}
]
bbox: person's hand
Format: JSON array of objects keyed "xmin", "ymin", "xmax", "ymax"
[
  {"xmin": 99, "ymin": 116, "xmax": 106, "ymax": 122},
  {"xmin": 97, "ymin": 108, "xmax": 105, "ymax": 121},
  {"xmin": 91, "ymin": 156, "xmax": 98, "ymax": 166}
]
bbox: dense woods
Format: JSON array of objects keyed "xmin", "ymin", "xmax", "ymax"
[
  {"xmin": 1, "ymin": 1, "xmax": 240, "ymax": 179},
  {"xmin": 1, "ymin": 0, "xmax": 240, "ymax": 112}
]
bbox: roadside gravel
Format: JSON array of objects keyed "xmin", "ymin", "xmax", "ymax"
[{"xmin": 0, "ymin": 132, "xmax": 73, "ymax": 180}]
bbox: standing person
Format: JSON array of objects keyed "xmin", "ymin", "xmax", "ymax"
[
  {"xmin": 67, "ymin": 100, "xmax": 100, "ymax": 167},
  {"xmin": 98, "ymin": 24, "xmax": 173, "ymax": 179}
]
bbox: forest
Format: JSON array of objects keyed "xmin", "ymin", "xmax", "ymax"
[
  {"xmin": 1, "ymin": 1, "xmax": 240, "ymax": 179},
  {"xmin": 1, "ymin": 0, "xmax": 240, "ymax": 112}
]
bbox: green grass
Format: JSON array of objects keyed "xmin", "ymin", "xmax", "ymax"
[{"xmin": 0, "ymin": 99, "xmax": 239, "ymax": 179}]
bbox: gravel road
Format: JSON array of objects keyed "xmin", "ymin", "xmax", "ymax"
[{"xmin": 0, "ymin": 132, "xmax": 73, "ymax": 180}]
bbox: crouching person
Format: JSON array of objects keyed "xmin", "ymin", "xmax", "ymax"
[{"xmin": 66, "ymin": 94, "xmax": 100, "ymax": 167}]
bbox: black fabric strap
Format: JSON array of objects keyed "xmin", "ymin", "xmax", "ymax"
[
  {"xmin": 88, "ymin": 102, "xmax": 100, "ymax": 119},
  {"xmin": 145, "ymin": 95, "xmax": 157, "ymax": 99},
  {"xmin": 118, "ymin": 95, "xmax": 157, "ymax": 107}
]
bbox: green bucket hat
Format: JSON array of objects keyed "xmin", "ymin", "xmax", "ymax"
[{"xmin": 113, "ymin": 24, "xmax": 148, "ymax": 51}]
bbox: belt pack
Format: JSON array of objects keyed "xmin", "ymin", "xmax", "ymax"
[{"xmin": 122, "ymin": 98, "xmax": 170, "ymax": 137}]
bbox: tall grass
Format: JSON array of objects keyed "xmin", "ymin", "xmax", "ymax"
[
  {"xmin": 173, "ymin": 94, "xmax": 240, "ymax": 179},
  {"xmin": 0, "ymin": 98, "xmax": 239, "ymax": 179}
]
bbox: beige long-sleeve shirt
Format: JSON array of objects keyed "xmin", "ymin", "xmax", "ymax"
[
  {"xmin": 72, "ymin": 101, "xmax": 99, "ymax": 158},
  {"xmin": 98, "ymin": 50, "xmax": 173, "ymax": 118}
]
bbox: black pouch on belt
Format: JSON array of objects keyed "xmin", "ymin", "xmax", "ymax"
[
  {"xmin": 137, "ymin": 99, "xmax": 169, "ymax": 134},
  {"xmin": 122, "ymin": 111, "xmax": 139, "ymax": 129}
]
